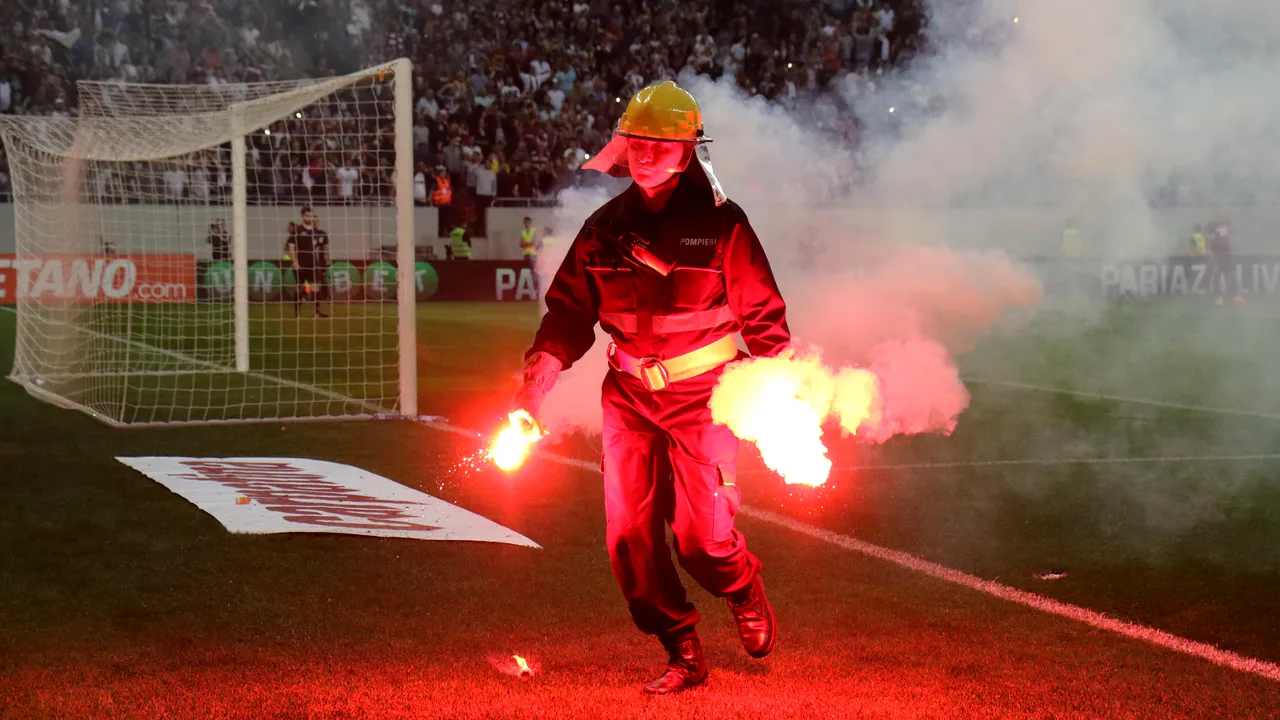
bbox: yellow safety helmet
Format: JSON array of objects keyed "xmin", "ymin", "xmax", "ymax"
[
  {"xmin": 582, "ymin": 80, "xmax": 727, "ymax": 205},
  {"xmin": 616, "ymin": 81, "xmax": 706, "ymax": 142}
]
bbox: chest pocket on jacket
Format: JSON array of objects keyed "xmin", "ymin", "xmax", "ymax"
[
  {"xmin": 670, "ymin": 267, "xmax": 725, "ymax": 312},
  {"xmin": 585, "ymin": 266, "xmax": 635, "ymax": 312}
]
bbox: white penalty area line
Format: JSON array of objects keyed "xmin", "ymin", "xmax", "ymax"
[
  {"xmin": 966, "ymin": 378, "xmax": 1280, "ymax": 423},
  {"xmin": 0, "ymin": 306, "xmax": 386, "ymax": 418},
  {"xmin": 416, "ymin": 418, "xmax": 1280, "ymax": 684},
  {"xmin": 838, "ymin": 453, "xmax": 1280, "ymax": 472}
]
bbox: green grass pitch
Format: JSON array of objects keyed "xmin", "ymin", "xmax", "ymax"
[{"xmin": 2, "ymin": 301, "xmax": 1279, "ymax": 718}]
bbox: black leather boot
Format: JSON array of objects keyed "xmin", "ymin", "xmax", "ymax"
[
  {"xmin": 642, "ymin": 633, "xmax": 708, "ymax": 695},
  {"xmin": 727, "ymin": 573, "xmax": 777, "ymax": 658}
]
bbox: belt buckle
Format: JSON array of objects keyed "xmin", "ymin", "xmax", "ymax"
[{"xmin": 638, "ymin": 356, "xmax": 670, "ymax": 392}]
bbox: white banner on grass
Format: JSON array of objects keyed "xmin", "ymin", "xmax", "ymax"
[{"xmin": 116, "ymin": 457, "xmax": 539, "ymax": 548}]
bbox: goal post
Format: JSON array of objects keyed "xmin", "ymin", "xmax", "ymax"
[
  {"xmin": 392, "ymin": 63, "xmax": 418, "ymax": 419},
  {"xmin": 0, "ymin": 58, "xmax": 419, "ymax": 425},
  {"xmin": 229, "ymin": 104, "xmax": 250, "ymax": 374}
]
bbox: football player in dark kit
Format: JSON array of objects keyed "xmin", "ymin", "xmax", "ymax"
[
  {"xmin": 284, "ymin": 207, "xmax": 330, "ymax": 318},
  {"xmin": 512, "ymin": 81, "xmax": 789, "ymax": 695}
]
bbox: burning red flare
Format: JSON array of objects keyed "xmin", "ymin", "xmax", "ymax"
[
  {"xmin": 513, "ymin": 654, "xmax": 533, "ymax": 679},
  {"xmin": 488, "ymin": 410, "xmax": 544, "ymax": 471},
  {"xmin": 710, "ymin": 351, "xmax": 882, "ymax": 487}
]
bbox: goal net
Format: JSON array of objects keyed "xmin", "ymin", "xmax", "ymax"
[{"xmin": 0, "ymin": 59, "xmax": 418, "ymax": 426}]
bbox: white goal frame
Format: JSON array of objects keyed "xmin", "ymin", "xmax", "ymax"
[{"xmin": 0, "ymin": 58, "xmax": 419, "ymax": 426}]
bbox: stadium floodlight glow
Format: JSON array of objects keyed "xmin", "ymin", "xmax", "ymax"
[{"xmin": 0, "ymin": 59, "xmax": 419, "ymax": 426}]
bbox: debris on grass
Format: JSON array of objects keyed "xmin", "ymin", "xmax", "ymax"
[{"xmin": 1034, "ymin": 570, "xmax": 1069, "ymax": 581}]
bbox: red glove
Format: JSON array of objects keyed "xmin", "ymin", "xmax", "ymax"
[{"xmin": 512, "ymin": 351, "xmax": 562, "ymax": 420}]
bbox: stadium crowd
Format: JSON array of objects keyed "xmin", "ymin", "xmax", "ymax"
[{"xmin": 0, "ymin": 0, "xmax": 927, "ymax": 217}]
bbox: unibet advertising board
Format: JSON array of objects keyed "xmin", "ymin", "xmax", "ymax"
[
  {"xmin": 327, "ymin": 261, "xmax": 361, "ymax": 301},
  {"xmin": 193, "ymin": 259, "xmax": 541, "ymax": 302},
  {"xmin": 364, "ymin": 261, "xmax": 397, "ymax": 301},
  {"xmin": 248, "ymin": 261, "xmax": 283, "ymax": 302},
  {"xmin": 414, "ymin": 261, "xmax": 439, "ymax": 300}
]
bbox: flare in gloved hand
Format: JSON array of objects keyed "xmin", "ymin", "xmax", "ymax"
[
  {"xmin": 511, "ymin": 351, "xmax": 562, "ymax": 422},
  {"xmin": 490, "ymin": 352, "xmax": 562, "ymax": 471}
]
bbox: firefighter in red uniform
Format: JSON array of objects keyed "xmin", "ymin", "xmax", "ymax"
[{"xmin": 512, "ymin": 81, "xmax": 789, "ymax": 694}]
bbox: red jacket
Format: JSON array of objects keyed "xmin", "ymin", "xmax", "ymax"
[{"xmin": 528, "ymin": 180, "xmax": 790, "ymax": 369}]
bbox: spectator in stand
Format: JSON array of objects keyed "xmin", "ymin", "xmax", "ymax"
[
  {"xmin": 0, "ymin": 0, "xmax": 941, "ymax": 208},
  {"xmin": 207, "ymin": 219, "xmax": 230, "ymax": 261},
  {"xmin": 333, "ymin": 156, "xmax": 360, "ymax": 202},
  {"xmin": 413, "ymin": 108, "xmax": 431, "ymax": 152},
  {"xmin": 190, "ymin": 158, "xmax": 212, "ymax": 202},
  {"xmin": 431, "ymin": 163, "xmax": 453, "ymax": 235},
  {"xmin": 473, "ymin": 155, "xmax": 498, "ymax": 236},
  {"xmin": 417, "ymin": 88, "xmax": 440, "ymax": 118},
  {"xmin": 163, "ymin": 162, "xmax": 187, "ymax": 200},
  {"xmin": 413, "ymin": 161, "xmax": 429, "ymax": 205}
]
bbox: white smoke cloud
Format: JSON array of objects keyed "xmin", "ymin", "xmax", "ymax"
[{"xmin": 533, "ymin": 0, "xmax": 1280, "ymax": 447}]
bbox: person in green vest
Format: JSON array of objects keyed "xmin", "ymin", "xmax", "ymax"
[
  {"xmin": 520, "ymin": 216, "xmax": 539, "ymax": 260},
  {"xmin": 450, "ymin": 220, "xmax": 471, "ymax": 260},
  {"xmin": 520, "ymin": 216, "xmax": 540, "ymax": 293},
  {"xmin": 1189, "ymin": 224, "xmax": 1207, "ymax": 256},
  {"xmin": 1061, "ymin": 219, "xmax": 1082, "ymax": 257}
]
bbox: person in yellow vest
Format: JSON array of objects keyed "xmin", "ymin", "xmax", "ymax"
[
  {"xmin": 1060, "ymin": 219, "xmax": 1082, "ymax": 257},
  {"xmin": 1189, "ymin": 225, "xmax": 1207, "ymax": 256},
  {"xmin": 520, "ymin": 216, "xmax": 542, "ymax": 295},
  {"xmin": 520, "ymin": 216, "xmax": 539, "ymax": 259},
  {"xmin": 449, "ymin": 220, "xmax": 471, "ymax": 260}
]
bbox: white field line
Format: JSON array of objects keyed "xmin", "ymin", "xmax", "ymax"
[
  {"xmin": 740, "ymin": 506, "xmax": 1280, "ymax": 683},
  {"xmin": 32, "ymin": 370, "xmax": 217, "ymax": 379},
  {"xmin": 966, "ymin": 377, "xmax": 1280, "ymax": 422},
  {"xmin": 6, "ymin": 309, "xmax": 1277, "ymax": 682},
  {"xmin": 0, "ymin": 306, "xmax": 385, "ymax": 417},
  {"xmin": 838, "ymin": 454, "xmax": 1280, "ymax": 471},
  {"xmin": 416, "ymin": 418, "xmax": 1280, "ymax": 684}
]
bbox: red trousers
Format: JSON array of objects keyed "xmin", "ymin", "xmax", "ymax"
[{"xmin": 601, "ymin": 363, "xmax": 761, "ymax": 640}]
